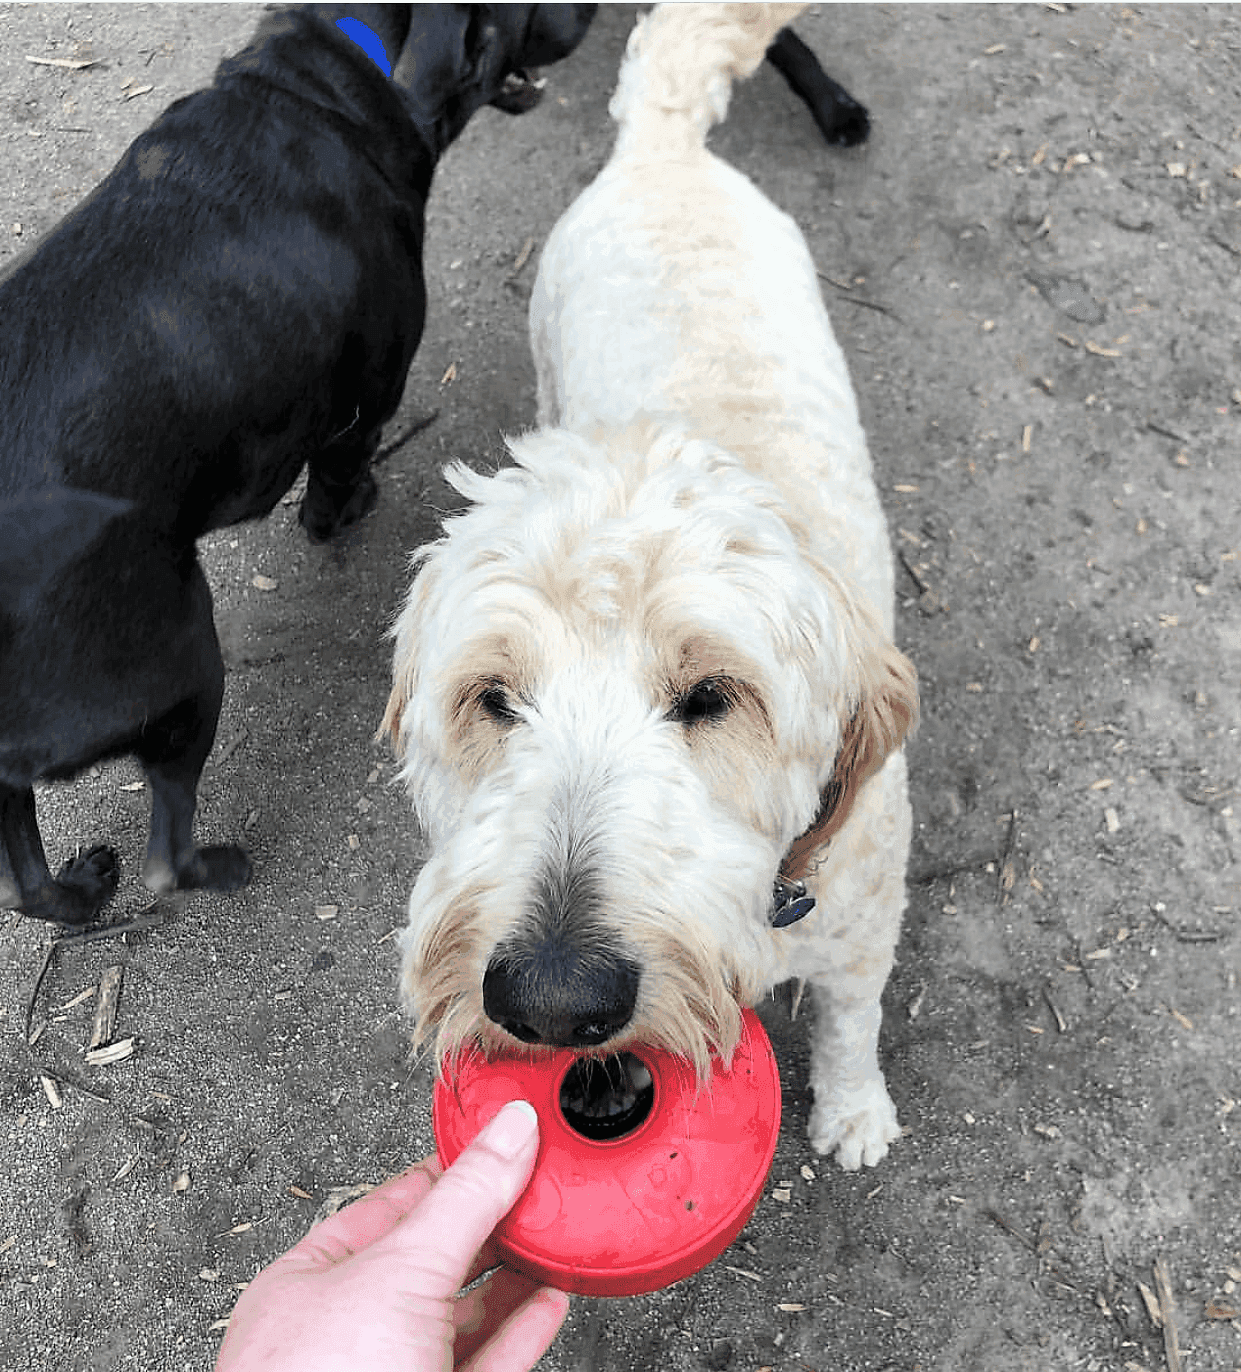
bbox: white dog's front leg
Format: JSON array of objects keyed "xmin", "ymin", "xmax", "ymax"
[{"xmin": 806, "ymin": 983, "xmax": 899, "ymax": 1169}]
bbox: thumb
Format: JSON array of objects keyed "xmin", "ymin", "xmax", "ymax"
[{"xmin": 371, "ymin": 1099, "xmax": 540, "ymax": 1298}]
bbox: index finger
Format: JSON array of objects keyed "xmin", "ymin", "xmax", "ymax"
[{"xmin": 278, "ymin": 1156, "xmax": 444, "ymax": 1272}]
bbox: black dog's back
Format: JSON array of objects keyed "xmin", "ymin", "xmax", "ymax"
[{"xmin": 0, "ymin": 10, "xmax": 429, "ymax": 540}]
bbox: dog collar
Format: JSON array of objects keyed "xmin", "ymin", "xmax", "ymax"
[
  {"xmin": 335, "ymin": 17, "xmax": 392, "ymax": 79},
  {"xmin": 771, "ymin": 877, "xmax": 815, "ymax": 929}
]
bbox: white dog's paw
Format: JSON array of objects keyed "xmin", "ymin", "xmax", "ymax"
[{"xmin": 808, "ymin": 1078, "xmax": 900, "ymax": 1170}]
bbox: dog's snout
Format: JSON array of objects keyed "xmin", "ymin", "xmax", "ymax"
[{"xmin": 483, "ymin": 941, "xmax": 639, "ymax": 1048}]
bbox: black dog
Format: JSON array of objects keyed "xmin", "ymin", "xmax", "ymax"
[{"xmin": 0, "ymin": 4, "xmax": 595, "ymax": 925}]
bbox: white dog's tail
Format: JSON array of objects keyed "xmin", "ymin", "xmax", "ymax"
[{"xmin": 608, "ymin": 3, "xmax": 807, "ymax": 157}]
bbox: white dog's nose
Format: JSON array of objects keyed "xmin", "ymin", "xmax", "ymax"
[{"xmin": 482, "ymin": 942, "xmax": 640, "ymax": 1048}]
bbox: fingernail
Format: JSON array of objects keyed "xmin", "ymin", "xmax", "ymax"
[{"xmin": 479, "ymin": 1099, "xmax": 538, "ymax": 1159}]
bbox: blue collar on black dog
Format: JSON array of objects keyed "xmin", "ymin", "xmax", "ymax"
[{"xmin": 335, "ymin": 17, "xmax": 392, "ymax": 78}]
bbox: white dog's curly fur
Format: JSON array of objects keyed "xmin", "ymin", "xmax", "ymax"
[{"xmin": 383, "ymin": 3, "xmax": 918, "ymax": 1168}]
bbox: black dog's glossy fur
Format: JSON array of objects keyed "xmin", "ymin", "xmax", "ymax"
[
  {"xmin": 0, "ymin": 4, "xmax": 594, "ymax": 925},
  {"xmin": 765, "ymin": 27, "xmax": 870, "ymax": 147}
]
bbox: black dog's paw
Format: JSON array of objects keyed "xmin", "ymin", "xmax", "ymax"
[
  {"xmin": 42, "ymin": 844, "xmax": 122, "ymax": 924},
  {"xmin": 299, "ymin": 498, "xmax": 337, "ymax": 544},
  {"xmin": 490, "ymin": 69, "xmax": 543, "ymax": 115},
  {"xmin": 57, "ymin": 844, "xmax": 121, "ymax": 902},
  {"xmin": 822, "ymin": 96, "xmax": 869, "ymax": 148},
  {"xmin": 180, "ymin": 844, "xmax": 252, "ymax": 893},
  {"xmin": 299, "ymin": 470, "xmax": 378, "ymax": 543},
  {"xmin": 144, "ymin": 843, "xmax": 250, "ymax": 895},
  {"xmin": 764, "ymin": 30, "xmax": 872, "ymax": 150},
  {"xmin": 334, "ymin": 469, "xmax": 379, "ymax": 531}
]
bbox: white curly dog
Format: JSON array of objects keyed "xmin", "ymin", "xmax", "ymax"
[{"xmin": 384, "ymin": 3, "xmax": 918, "ymax": 1168}]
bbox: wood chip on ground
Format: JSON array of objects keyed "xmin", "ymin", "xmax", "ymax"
[
  {"xmin": 88, "ymin": 965, "xmax": 123, "ymax": 1050},
  {"xmin": 84, "ymin": 1037, "xmax": 134, "ymax": 1067},
  {"xmin": 1152, "ymin": 1256, "xmax": 1183, "ymax": 1372}
]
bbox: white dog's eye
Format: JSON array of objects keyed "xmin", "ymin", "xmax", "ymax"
[
  {"xmin": 478, "ymin": 683, "xmax": 521, "ymax": 727},
  {"xmin": 669, "ymin": 678, "xmax": 734, "ymax": 728}
]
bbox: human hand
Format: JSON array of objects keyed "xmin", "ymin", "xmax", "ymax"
[{"xmin": 215, "ymin": 1099, "xmax": 569, "ymax": 1372}]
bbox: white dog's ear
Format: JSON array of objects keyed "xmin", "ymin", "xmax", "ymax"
[
  {"xmin": 379, "ymin": 668, "xmax": 409, "ymax": 750},
  {"xmin": 781, "ymin": 623, "xmax": 918, "ymax": 882},
  {"xmin": 378, "ymin": 556, "xmax": 437, "ymax": 753}
]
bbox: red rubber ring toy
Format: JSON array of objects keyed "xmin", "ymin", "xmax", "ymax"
[{"xmin": 432, "ymin": 1008, "xmax": 781, "ymax": 1297}]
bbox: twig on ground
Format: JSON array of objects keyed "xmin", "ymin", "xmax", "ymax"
[
  {"xmin": 56, "ymin": 907, "xmax": 166, "ymax": 945},
  {"xmin": 39, "ymin": 1066, "xmax": 113, "ymax": 1104},
  {"xmin": 25, "ymin": 940, "xmax": 59, "ymax": 1046},
  {"xmin": 898, "ymin": 550, "xmax": 928, "ymax": 594},
  {"xmin": 815, "ymin": 270, "xmax": 903, "ymax": 321},
  {"xmin": 909, "ymin": 852, "xmax": 1001, "ymax": 886},
  {"xmin": 1145, "ymin": 419, "xmax": 1188, "ymax": 444},
  {"xmin": 1148, "ymin": 903, "xmax": 1226, "ymax": 944},
  {"xmin": 375, "ymin": 410, "xmax": 440, "ymax": 465},
  {"xmin": 1152, "ymin": 1255, "xmax": 1183, "ymax": 1372},
  {"xmin": 25, "ymin": 908, "xmax": 163, "ymax": 1043},
  {"xmin": 506, "ymin": 235, "xmax": 536, "ymax": 281},
  {"xmin": 996, "ymin": 810, "xmax": 1018, "ymax": 906},
  {"xmin": 983, "ymin": 1207, "xmax": 1037, "ymax": 1253}
]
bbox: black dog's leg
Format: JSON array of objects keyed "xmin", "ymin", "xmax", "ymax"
[
  {"xmin": 138, "ymin": 700, "xmax": 251, "ymax": 895},
  {"xmin": 135, "ymin": 610, "xmax": 250, "ymax": 895},
  {"xmin": 300, "ymin": 430, "xmax": 380, "ymax": 544},
  {"xmin": 766, "ymin": 28, "xmax": 870, "ymax": 148},
  {"xmin": 0, "ymin": 783, "xmax": 120, "ymax": 925}
]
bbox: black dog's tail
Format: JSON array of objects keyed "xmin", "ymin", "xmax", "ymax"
[{"xmin": 608, "ymin": 3, "xmax": 806, "ymax": 157}]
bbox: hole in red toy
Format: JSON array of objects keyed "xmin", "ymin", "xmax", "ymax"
[{"xmin": 559, "ymin": 1052, "xmax": 655, "ymax": 1141}]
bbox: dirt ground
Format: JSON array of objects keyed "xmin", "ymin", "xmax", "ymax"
[{"xmin": 1, "ymin": 4, "xmax": 1239, "ymax": 1370}]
